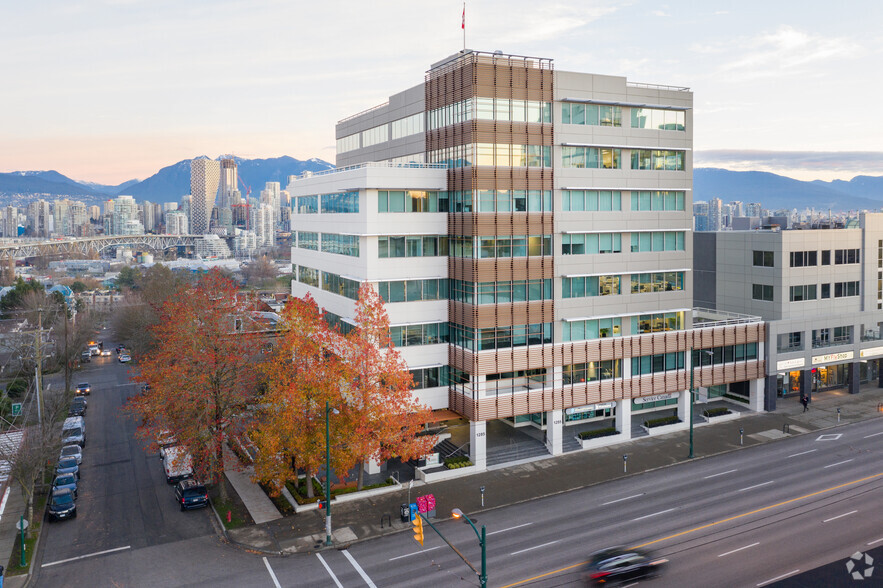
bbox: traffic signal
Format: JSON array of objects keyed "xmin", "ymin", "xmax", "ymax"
[
  {"xmin": 412, "ymin": 515, "xmax": 424, "ymax": 545},
  {"xmin": 317, "ymin": 500, "xmax": 325, "ymax": 510}
]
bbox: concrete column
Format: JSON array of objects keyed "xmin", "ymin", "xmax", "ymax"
[
  {"xmin": 615, "ymin": 399, "xmax": 632, "ymax": 437},
  {"xmin": 469, "ymin": 420, "xmax": 487, "ymax": 470},
  {"xmin": 545, "ymin": 409, "xmax": 563, "ymax": 455},
  {"xmin": 800, "ymin": 369, "xmax": 813, "ymax": 401},
  {"xmin": 849, "ymin": 362, "xmax": 861, "ymax": 394},
  {"xmin": 364, "ymin": 458, "xmax": 382, "ymax": 475},
  {"xmin": 747, "ymin": 378, "xmax": 765, "ymax": 412},
  {"xmin": 677, "ymin": 390, "xmax": 690, "ymax": 423},
  {"xmin": 764, "ymin": 375, "xmax": 778, "ymax": 412}
]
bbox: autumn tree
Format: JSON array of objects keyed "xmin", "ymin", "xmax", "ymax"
[
  {"xmin": 124, "ymin": 269, "xmax": 260, "ymax": 500},
  {"xmin": 250, "ymin": 295, "xmax": 355, "ymax": 497},
  {"xmin": 341, "ymin": 284, "xmax": 437, "ymax": 490},
  {"xmin": 111, "ymin": 264, "xmax": 186, "ymax": 356},
  {"xmin": 241, "ymin": 255, "xmax": 279, "ymax": 289}
]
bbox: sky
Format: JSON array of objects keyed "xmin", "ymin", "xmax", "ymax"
[{"xmin": 2, "ymin": 0, "xmax": 883, "ymax": 185}]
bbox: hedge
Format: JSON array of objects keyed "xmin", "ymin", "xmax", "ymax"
[
  {"xmin": 703, "ymin": 407, "xmax": 732, "ymax": 418},
  {"xmin": 444, "ymin": 456, "xmax": 473, "ymax": 469},
  {"xmin": 578, "ymin": 427, "xmax": 619, "ymax": 440},
  {"xmin": 644, "ymin": 415, "xmax": 681, "ymax": 428}
]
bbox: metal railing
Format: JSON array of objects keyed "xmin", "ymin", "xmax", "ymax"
[
  {"xmin": 692, "ymin": 307, "xmax": 763, "ymax": 327},
  {"xmin": 627, "ymin": 81, "xmax": 691, "ymax": 92},
  {"xmin": 337, "ymin": 101, "xmax": 390, "ymax": 125},
  {"xmin": 290, "ymin": 160, "xmax": 447, "ymax": 181}
]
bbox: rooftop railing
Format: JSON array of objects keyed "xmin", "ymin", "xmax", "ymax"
[
  {"xmin": 692, "ymin": 307, "xmax": 763, "ymax": 327},
  {"xmin": 627, "ymin": 81, "xmax": 691, "ymax": 92},
  {"xmin": 337, "ymin": 101, "xmax": 390, "ymax": 125},
  {"xmin": 290, "ymin": 161, "xmax": 447, "ymax": 181}
]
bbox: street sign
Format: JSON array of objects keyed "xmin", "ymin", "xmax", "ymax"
[
  {"xmin": 10, "ymin": 404, "xmax": 21, "ymax": 417},
  {"xmin": 15, "ymin": 519, "xmax": 27, "ymax": 531}
]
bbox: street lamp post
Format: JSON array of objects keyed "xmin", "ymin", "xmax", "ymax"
[
  {"xmin": 324, "ymin": 401, "xmax": 339, "ymax": 547},
  {"xmin": 452, "ymin": 508, "xmax": 487, "ymax": 588}
]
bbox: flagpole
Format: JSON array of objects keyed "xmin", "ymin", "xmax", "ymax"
[{"xmin": 462, "ymin": 2, "xmax": 466, "ymax": 51}]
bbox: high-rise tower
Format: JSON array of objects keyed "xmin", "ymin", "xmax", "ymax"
[{"xmin": 190, "ymin": 158, "xmax": 221, "ymax": 235}]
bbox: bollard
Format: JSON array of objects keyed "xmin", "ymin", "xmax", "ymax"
[
  {"xmin": 837, "ymin": 407, "xmax": 841, "ymax": 422},
  {"xmin": 480, "ymin": 486, "xmax": 485, "ymax": 508},
  {"xmin": 740, "ymin": 427, "xmax": 744, "ymax": 446},
  {"xmin": 623, "ymin": 454, "xmax": 628, "ymax": 473},
  {"xmin": 782, "ymin": 423, "xmax": 790, "ymax": 434}
]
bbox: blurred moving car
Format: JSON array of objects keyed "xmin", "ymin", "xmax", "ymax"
[
  {"xmin": 60, "ymin": 444, "xmax": 83, "ymax": 465},
  {"xmin": 101, "ymin": 349, "xmax": 111, "ymax": 357},
  {"xmin": 75, "ymin": 382, "xmax": 91, "ymax": 396},
  {"xmin": 174, "ymin": 479, "xmax": 208, "ymax": 511},
  {"xmin": 52, "ymin": 473, "xmax": 78, "ymax": 498},
  {"xmin": 47, "ymin": 488, "xmax": 77, "ymax": 521},
  {"xmin": 583, "ymin": 547, "xmax": 668, "ymax": 585}
]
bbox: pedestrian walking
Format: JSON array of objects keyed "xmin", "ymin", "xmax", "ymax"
[{"xmin": 801, "ymin": 395, "xmax": 809, "ymax": 412}]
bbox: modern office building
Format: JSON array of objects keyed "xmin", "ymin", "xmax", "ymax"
[
  {"xmin": 190, "ymin": 158, "xmax": 221, "ymax": 235},
  {"xmin": 695, "ymin": 214, "xmax": 883, "ymax": 409},
  {"xmin": 291, "ymin": 50, "xmax": 765, "ymax": 471}
]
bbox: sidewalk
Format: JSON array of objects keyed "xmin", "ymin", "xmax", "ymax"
[{"xmin": 225, "ymin": 383, "xmax": 883, "ymax": 555}]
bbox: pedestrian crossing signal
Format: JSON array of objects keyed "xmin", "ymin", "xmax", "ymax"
[{"xmin": 412, "ymin": 515, "xmax": 424, "ymax": 545}]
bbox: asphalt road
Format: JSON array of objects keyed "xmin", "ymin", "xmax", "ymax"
[{"xmin": 32, "ymin": 354, "xmax": 883, "ymax": 588}]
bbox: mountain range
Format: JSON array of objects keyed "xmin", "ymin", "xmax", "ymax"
[{"xmin": 1, "ymin": 160, "xmax": 882, "ymax": 211}]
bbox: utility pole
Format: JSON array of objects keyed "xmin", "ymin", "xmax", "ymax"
[{"xmin": 35, "ymin": 308, "xmax": 44, "ymax": 425}]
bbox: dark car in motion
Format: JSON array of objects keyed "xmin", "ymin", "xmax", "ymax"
[
  {"xmin": 174, "ymin": 479, "xmax": 208, "ymax": 511},
  {"xmin": 583, "ymin": 547, "xmax": 668, "ymax": 585},
  {"xmin": 47, "ymin": 488, "xmax": 77, "ymax": 521},
  {"xmin": 75, "ymin": 382, "xmax": 91, "ymax": 396}
]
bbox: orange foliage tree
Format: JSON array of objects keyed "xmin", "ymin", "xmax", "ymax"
[
  {"xmin": 251, "ymin": 294, "xmax": 356, "ymax": 497},
  {"xmin": 340, "ymin": 285, "xmax": 437, "ymax": 490},
  {"xmin": 125, "ymin": 269, "xmax": 260, "ymax": 501}
]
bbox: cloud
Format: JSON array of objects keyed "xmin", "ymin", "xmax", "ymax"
[
  {"xmin": 651, "ymin": 10, "xmax": 670, "ymax": 17},
  {"xmin": 703, "ymin": 26, "xmax": 860, "ymax": 81},
  {"xmin": 695, "ymin": 150, "xmax": 883, "ymax": 175}
]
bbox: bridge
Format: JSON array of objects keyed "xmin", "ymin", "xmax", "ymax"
[{"xmin": 0, "ymin": 234, "xmax": 201, "ymax": 262}]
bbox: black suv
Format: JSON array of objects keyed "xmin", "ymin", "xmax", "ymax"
[
  {"xmin": 47, "ymin": 488, "xmax": 77, "ymax": 521},
  {"xmin": 69, "ymin": 397, "xmax": 87, "ymax": 417},
  {"xmin": 583, "ymin": 547, "xmax": 668, "ymax": 585},
  {"xmin": 174, "ymin": 479, "xmax": 208, "ymax": 511},
  {"xmin": 75, "ymin": 383, "xmax": 91, "ymax": 396}
]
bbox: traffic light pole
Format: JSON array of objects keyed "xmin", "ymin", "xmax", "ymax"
[{"xmin": 416, "ymin": 513, "xmax": 481, "ymax": 579}]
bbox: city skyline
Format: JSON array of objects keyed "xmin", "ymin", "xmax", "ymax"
[{"xmin": 3, "ymin": 0, "xmax": 883, "ymax": 184}]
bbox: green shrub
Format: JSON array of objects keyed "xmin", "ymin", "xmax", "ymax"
[
  {"xmin": 578, "ymin": 427, "xmax": 619, "ymax": 440},
  {"xmin": 5, "ymin": 379, "xmax": 27, "ymax": 399},
  {"xmin": 703, "ymin": 407, "xmax": 731, "ymax": 418},
  {"xmin": 444, "ymin": 456, "xmax": 473, "ymax": 469},
  {"xmin": 644, "ymin": 416, "xmax": 680, "ymax": 428}
]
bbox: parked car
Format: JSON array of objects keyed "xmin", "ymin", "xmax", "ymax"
[
  {"xmin": 75, "ymin": 382, "xmax": 91, "ymax": 396},
  {"xmin": 47, "ymin": 488, "xmax": 77, "ymax": 521},
  {"xmin": 119, "ymin": 353, "xmax": 131, "ymax": 363},
  {"xmin": 60, "ymin": 444, "xmax": 83, "ymax": 465},
  {"xmin": 582, "ymin": 547, "xmax": 668, "ymax": 585},
  {"xmin": 162, "ymin": 446, "xmax": 193, "ymax": 484},
  {"xmin": 52, "ymin": 474, "xmax": 78, "ymax": 498},
  {"xmin": 174, "ymin": 479, "xmax": 208, "ymax": 511},
  {"xmin": 62, "ymin": 416, "xmax": 86, "ymax": 447},
  {"xmin": 56, "ymin": 457, "xmax": 80, "ymax": 479},
  {"xmin": 157, "ymin": 430, "xmax": 176, "ymax": 458},
  {"xmin": 68, "ymin": 397, "xmax": 87, "ymax": 417}
]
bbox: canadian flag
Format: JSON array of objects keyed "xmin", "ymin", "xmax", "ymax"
[{"xmin": 462, "ymin": 5, "xmax": 465, "ymax": 30}]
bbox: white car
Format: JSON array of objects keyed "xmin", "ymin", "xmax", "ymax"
[
  {"xmin": 60, "ymin": 444, "xmax": 83, "ymax": 465},
  {"xmin": 119, "ymin": 353, "xmax": 131, "ymax": 363}
]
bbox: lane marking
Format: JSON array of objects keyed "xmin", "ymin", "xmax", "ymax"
[
  {"xmin": 864, "ymin": 431, "xmax": 883, "ymax": 438},
  {"xmin": 315, "ymin": 553, "xmax": 344, "ymax": 588},
  {"xmin": 343, "ymin": 549, "xmax": 377, "ymax": 588},
  {"xmin": 787, "ymin": 449, "xmax": 817, "ymax": 458},
  {"xmin": 601, "ymin": 493, "xmax": 644, "ymax": 505},
  {"xmin": 718, "ymin": 542, "xmax": 759, "ymax": 557},
  {"xmin": 510, "ymin": 540, "xmax": 560, "ymax": 556},
  {"xmin": 263, "ymin": 557, "xmax": 281, "ymax": 588},
  {"xmin": 738, "ymin": 481, "xmax": 774, "ymax": 492},
  {"xmin": 500, "ymin": 472, "xmax": 883, "ymax": 588},
  {"xmin": 389, "ymin": 546, "xmax": 442, "ymax": 561},
  {"xmin": 824, "ymin": 459, "xmax": 854, "ymax": 469},
  {"xmin": 704, "ymin": 469, "xmax": 738, "ymax": 479},
  {"xmin": 42, "ymin": 545, "xmax": 131, "ymax": 568},
  {"xmin": 823, "ymin": 510, "xmax": 858, "ymax": 523},
  {"xmin": 0, "ymin": 486, "xmax": 11, "ymax": 521},
  {"xmin": 488, "ymin": 522, "xmax": 533, "ymax": 535},
  {"xmin": 868, "ymin": 537, "xmax": 883, "ymax": 546},
  {"xmin": 757, "ymin": 570, "xmax": 800, "ymax": 586},
  {"xmin": 632, "ymin": 508, "xmax": 675, "ymax": 521}
]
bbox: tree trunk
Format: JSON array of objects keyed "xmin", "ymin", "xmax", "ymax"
[
  {"xmin": 305, "ymin": 468, "xmax": 314, "ymax": 498},
  {"xmin": 357, "ymin": 461, "xmax": 365, "ymax": 491},
  {"xmin": 216, "ymin": 431, "xmax": 228, "ymax": 503}
]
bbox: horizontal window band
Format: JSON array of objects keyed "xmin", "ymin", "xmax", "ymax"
[
  {"xmin": 370, "ymin": 276, "xmax": 447, "ymax": 283},
  {"xmin": 560, "ymin": 143, "xmax": 691, "ymax": 151},
  {"xmin": 559, "ymin": 186, "xmax": 691, "ymax": 191},
  {"xmin": 562, "ymin": 269, "xmax": 691, "ymax": 278},
  {"xmin": 561, "ymin": 229, "xmax": 691, "ymax": 234},
  {"xmin": 559, "ymin": 98, "xmax": 690, "ymax": 111},
  {"xmin": 562, "ymin": 308, "xmax": 692, "ymax": 322}
]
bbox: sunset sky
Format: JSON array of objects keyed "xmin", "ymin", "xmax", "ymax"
[{"xmin": 3, "ymin": 0, "xmax": 882, "ymax": 184}]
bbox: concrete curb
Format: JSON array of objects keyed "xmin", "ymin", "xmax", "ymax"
[{"xmin": 207, "ymin": 496, "xmax": 284, "ymax": 557}]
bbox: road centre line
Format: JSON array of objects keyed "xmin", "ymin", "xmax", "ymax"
[
  {"xmin": 488, "ymin": 522, "xmax": 533, "ymax": 535},
  {"xmin": 601, "ymin": 493, "xmax": 644, "ymax": 505},
  {"xmin": 500, "ymin": 472, "xmax": 883, "ymax": 588},
  {"xmin": 824, "ymin": 459, "xmax": 854, "ymax": 468},
  {"xmin": 315, "ymin": 553, "xmax": 344, "ymax": 588},
  {"xmin": 262, "ymin": 557, "xmax": 281, "ymax": 588},
  {"xmin": 864, "ymin": 431, "xmax": 883, "ymax": 438},
  {"xmin": 823, "ymin": 510, "xmax": 858, "ymax": 523},
  {"xmin": 343, "ymin": 550, "xmax": 377, "ymax": 588},
  {"xmin": 632, "ymin": 508, "xmax": 675, "ymax": 521},
  {"xmin": 718, "ymin": 542, "xmax": 759, "ymax": 557},
  {"xmin": 510, "ymin": 540, "xmax": 560, "ymax": 556},
  {"xmin": 738, "ymin": 481, "xmax": 774, "ymax": 492},
  {"xmin": 42, "ymin": 545, "xmax": 131, "ymax": 568},
  {"xmin": 868, "ymin": 537, "xmax": 883, "ymax": 546},
  {"xmin": 388, "ymin": 546, "xmax": 442, "ymax": 560},
  {"xmin": 757, "ymin": 570, "xmax": 800, "ymax": 586},
  {"xmin": 787, "ymin": 449, "xmax": 817, "ymax": 458},
  {"xmin": 704, "ymin": 469, "xmax": 738, "ymax": 479}
]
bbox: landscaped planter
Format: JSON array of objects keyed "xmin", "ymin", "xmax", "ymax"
[
  {"xmin": 702, "ymin": 410, "xmax": 742, "ymax": 424},
  {"xmin": 641, "ymin": 421, "xmax": 687, "ymax": 436},
  {"xmin": 577, "ymin": 431, "xmax": 629, "ymax": 450},
  {"xmin": 417, "ymin": 463, "xmax": 481, "ymax": 483}
]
